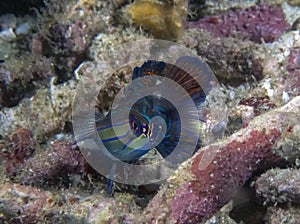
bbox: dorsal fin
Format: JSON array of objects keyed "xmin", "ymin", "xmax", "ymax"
[
  {"xmin": 131, "ymin": 56, "xmax": 215, "ymax": 108},
  {"xmin": 173, "ymin": 56, "xmax": 214, "ymax": 95},
  {"xmin": 132, "ymin": 60, "xmax": 166, "ymax": 80}
]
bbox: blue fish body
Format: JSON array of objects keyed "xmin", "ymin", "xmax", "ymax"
[{"xmin": 93, "ymin": 56, "xmax": 215, "ymax": 193}]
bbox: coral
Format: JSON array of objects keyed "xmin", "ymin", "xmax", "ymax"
[
  {"xmin": 203, "ymin": 201, "xmax": 238, "ymax": 224},
  {"xmin": 109, "ymin": 0, "xmax": 131, "ymax": 10},
  {"xmin": 49, "ymin": 21, "xmax": 89, "ymax": 83},
  {"xmin": 88, "ymin": 194, "xmax": 141, "ymax": 224},
  {"xmin": 183, "ymin": 29, "xmax": 263, "ymax": 81},
  {"xmin": 204, "ymin": 0, "xmax": 257, "ymax": 14},
  {"xmin": 0, "ymin": 0, "xmax": 111, "ymax": 107},
  {"xmin": 204, "ymin": 0, "xmax": 300, "ymax": 15},
  {"xmin": 75, "ymin": 29, "xmax": 150, "ymax": 114},
  {"xmin": 127, "ymin": 0, "xmax": 187, "ymax": 40},
  {"xmin": 0, "ymin": 183, "xmax": 57, "ymax": 223},
  {"xmin": 144, "ymin": 96, "xmax": 300, "ymax": 224},
  {"xmin": 282, "ymin": 2, "xmax": 300, "ymax": 26},
  {"xmin": 186, "ymin": 3, "xmax": 291, "ymax": 43},
  {"xmin": 19, "ymin": 141, "xmax": 87, "ymax": 185},
  {"xmin": 0, "ymin": 182, "xmax": 141, "ymax": 223},
  {"xmin": 286, "ymin": 0, "xmax": 300, "ymax": 6},
  {"xmin": 0, "ymin": 56, "xmax": 53, "ymax": 107},
  {"xmin": 0, "ymin": 78, "xmax": 76, "ymax": 141},
  {"xmin": 287, "ymin": 48, "xmax": 300, "ymax": 72},
  {"xmin": 274, "ymin": 123, "xmax": 300, "ymax": 163},
  {"xmin": 286, "ymin": 48, "xmax": 300, "ymax": 95},
  {"xmin": 1, "ymin": 0, "xmax": 300, "ymax": 223},
  {"xmin": 233, "ymin": 95, "xmax": 278, "ymax": 131},
  {"xmin": 251, "ymin": 30, "xmax": 300, "ymax": 103},
  {"xmin": 184, "ymin": 13, "xmax": 300, "ymax": 98},
  {"xmin": 218, "ymin": 30, "xmax": 300, "ymax": 131},
  {"xmin": 186, "ymin": 0, "xmax": 206, "ymax": 21},
  {"xmin": 0, "ymin": 13, "xmax": 17, "ymax": 28},
  {"xmin": 264, "ymin": 206, "xmax": 300, "ymax": 224},
  {"xmin": 0, "ymin": 0, "xmax": 117, "ymax": 106},
  {"xmin": 0, "ymin": 15, "xmax": 50, "ymax": 107},
  {"xmin": 34, "ymin": 16, "xmax": 104, "ymax": 84},
  {"xmin": 0, "ymin": 4, "xmax": 150, "ymax": 141},
  {"xmin": 239, "ymin": 96, "xmax": 276, "ymax": 116},
  {"xmin": 0, "ymin": 14, "xmax": 34, "ymax": 42},
  {"xmin": 0, "ymin": 128, "xmax": 35, "ymax": 174},
  {"xmin": 33, "ymin": 0, "xmax": 107, "ymax": 83},
  {"xmin": 171, "ymin": 129, "xmax": 283, "ymax": 223},
  {"xmin": 256, "ymin": 168, "xmax": 300, "ymax": 204}
]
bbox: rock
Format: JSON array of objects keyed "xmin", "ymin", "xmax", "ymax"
[
  {"xmin": 0, "ymin": 56, "xmax": 53, "ymax": 107},
  {"xmin": 20, "ymin": 141, "xmax": 86, "ymax": 185},
  {"xmin": 0, "ymin": 128, "xmax": 35, "ymax": 174},
  {"xmin": 186, "ymin": 3, "xmax": 291, "ymax": 43},
  {"xmin": 256, "ymin": 168, "xmax": 300, "ymax": 204},
  {"xmin": 264, "ymin": 206, "xmax": 300, "ymax": 224},
  {"xmin": 144, "ymin": 96, "xmax": 300, "ymax": 224},
  {"xmin": 183, "ymin": 30, "xmax": 263, "ymax": 81},
  {"xmin": 0, "ymin": 182, "xmax": 142, "ymax": 223},
  {"xmin": 0, "ymin": 183, "xmax": 56, "ymax": 223}
]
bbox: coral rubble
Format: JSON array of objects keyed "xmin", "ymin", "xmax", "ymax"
[
  {"xmin": 183, "ymin": 29, "xmax": 263, "ymax": 81},
  {"xmin": 256, "ymin": 168, "xmax": 300, "ymax": 204},
  {"xmin": 144, "ymin": 96, "xmax": 300, "ymax": 223},
  {"xmin": 264, "ymin": 206, "xmax": 300, "ymax": 223},
  {"xmin": 0, "ymin": 0, "xmax": 300, "ymax": 223},
  {"xmin": 0, "ymin": 128, "xmax": 35, "ymax": 174},
  {"xmin": 0, "ymin": 182, "xmax": 141, "ymax": 223},
  {"xmin": 186, "ymin": 3, "xmax": 291, "ymax": 43},
  {"xmin": 15, "ymin": 141, "xmax": 86, "ymax": 185}
]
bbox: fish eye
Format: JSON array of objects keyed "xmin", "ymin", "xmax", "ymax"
[
  {"xmin": 132, "ymin": 121, "xmax": 138, "ymax": 131},
  {"xmin": 131, "ymin": 120, "xmax": 142, "ymax": 136}
]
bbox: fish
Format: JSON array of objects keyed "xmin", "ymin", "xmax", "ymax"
[{"xmin": 78, "ymin": 56, "xmax": 215, "ymax": 193}]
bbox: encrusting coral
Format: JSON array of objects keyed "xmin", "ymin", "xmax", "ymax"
[
  {"xmin": 144, "ymin": 96, "xmax": 300, "ymax": 224},
  {"xmin": 186, "ymin": 3, "xmax": 291, "ymax": 43},
  {"xmin": 127, "ymin": 0, "xmax": 188, "ymax": 40}
]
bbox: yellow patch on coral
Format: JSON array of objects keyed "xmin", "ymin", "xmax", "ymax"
[{"xmin": 127, "ymin": 0, "xmax": 187, "ymax": 40}]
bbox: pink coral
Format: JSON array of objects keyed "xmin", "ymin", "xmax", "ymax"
[
  {"xmin": 186, "ymin": 3, "xmax": 291, "ymax": 43},
  {"xmin": 145, "ymin": 96, "xmax": 300, "ymax": 223},
  {"xmin": 171, "ymin": 129, "xmax": 285, "ymax": 223}
]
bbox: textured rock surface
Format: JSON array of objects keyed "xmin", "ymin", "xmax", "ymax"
[
  {"xmin": 0, "ymin": 57, "xmax": 53, "ymax": 107},
  {"xmin": 0, "ymin": 128, "xmax": 35, "ymax": 174},
  {"xmin": 264, "ymin": 206, "xmax": 300, "ymax": 224},
  {"xmin": 144, "ymin": 96, "xmax": 300, "ymax": 224},
  {"xmin": 256, "ymin": 168, "xmax": 300, "ymax": 204},
  {"xmin": 183, "ymin": 29, "xmax": 263, "ymax": 81},
  {"xmin": 186, "ymin": 4, "xmax": 291, "ymax": 43},
  {"xmin": 0, "ymin": 79, "xmax": 76, "ymax": 140},
  {"xmin": 0, "ymin": 0, "xmax": 300, "ymax": 223},
  {"xmin": 2, "ymin": 141, "xmax": 89, "ymax": 187},
  {"xmin": 0, "ymin": 182, "xmax": 141, "ymax": 223}
]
